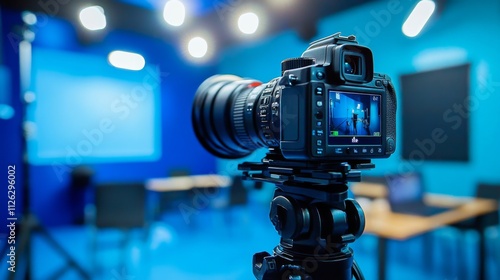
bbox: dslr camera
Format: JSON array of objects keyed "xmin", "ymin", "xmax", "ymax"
[{"xmin": 192, "ymin": 32, "xmax": 396, "ymax": 161}]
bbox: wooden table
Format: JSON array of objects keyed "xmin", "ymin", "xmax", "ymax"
[
  {"xmin": 351, "ymin": 182, "xmax": 498, "ymax": 280},
  {"xmin": 146, "ymin": 174, "xmax": 232, "ymax": 192}
]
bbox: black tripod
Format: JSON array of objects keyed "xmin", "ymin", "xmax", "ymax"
[
  {"xmin": 1, "ymin": 17, "xmax": 91, "ymax": 280},
  {"xmin": 239, "ymin": 152, "xmax": 372, "ymax": 280}
]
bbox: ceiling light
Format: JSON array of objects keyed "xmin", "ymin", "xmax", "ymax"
[
  {"xmin": 187, "ymin": 37, "xmax": 208, "ymax": 58},
  {"xmin": 79, "ymin": 6, "xmax": 107, "ymax": 31},
  {"xmin": 238, "ymin": 12, "xmax": 259, "ymax": 35},
  {"xmin": 108, "ymin": 51, "xmax": 146, "ymax": 71},
  {"xmin": 163, "ymin": 0, "xmax": 186, "ymax": 27},
  {"xmin": 22, "ymin": 11, "xmax": 37, "ymax": 26},
  {"xmin": 402, "ymin": 0, "xmax": 436, "ymax": 37},
  {"xmin": 231, "ymin": 4, "xmax": 268, "ymax": 38}
]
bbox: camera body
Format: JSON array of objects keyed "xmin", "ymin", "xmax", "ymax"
[
  {"xmin": 254, "ymin": 33, "xmax": 396, "ymax": 160},
  {"xmin": 191, "ymin": 33, "xmax": 396, "ymax": 161},
  {"xmin": 191, "ymin": 33, "xmax": 392, "ymax": 280}
]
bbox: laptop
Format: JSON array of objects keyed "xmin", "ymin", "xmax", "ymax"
[{"xmin": 386, "ymin": 172, "xmax": 456, "ymax": 216}]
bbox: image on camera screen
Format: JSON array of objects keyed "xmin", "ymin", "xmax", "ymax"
[{"xmin": 328, "ymin": 91, "xmax": 381, "ymax": 145}]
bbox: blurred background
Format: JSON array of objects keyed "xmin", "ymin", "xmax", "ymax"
[{"xmin": 0, "ymin": 0, "xmax": 499, "ymax": 279}]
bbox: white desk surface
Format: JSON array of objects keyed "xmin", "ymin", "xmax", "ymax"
[{"xmin": 146, "ymin": 174, "xmax": 232, "ymax": 192}]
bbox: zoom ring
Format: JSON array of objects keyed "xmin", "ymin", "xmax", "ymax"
[{"xmin": 233, "ymin": 90, "xmax": 259, "ymax": 151}]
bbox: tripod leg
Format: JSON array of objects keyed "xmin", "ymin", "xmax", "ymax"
[
  {"xmin": 35, "ymin": 225, "xmax": 91, "ymax": 279},
  {"xmin": 8, "ymin": 215, "xmax": 35, "ymax": 280},
  {"xmin": 478, "ymin": 221, "xmax": 486, "ymax": 280},
  {"xmin": 377, "ymin": 237, "xmax": 387, "ymax": 280},
  {"xmin": 352, "ymin": 259, "xmax": 365, "ymax": 280},
  {"xmin": 1, "ymin": 239, "xmax": 14, "ymax": 278}
]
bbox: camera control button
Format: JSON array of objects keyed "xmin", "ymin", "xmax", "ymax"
[
  {"xmin": 316, "ymin": 71, "xmax": 325, "ymax": 80},
  {"xmin": 316, "ymin": 140, "xmax": 322, "ymax": 146},
  {"xmin": 317, "ymin": 130, "xmax": 324, "ymax": 136},
  {"xmin": 386, "ymin": 138, "xmax": 395, "ymax": 153},
  {"xmin": 352, "ymin": 148, "xmax": 359, "ymax": 154},
  {"xmin": 262, "ymin": 96, "xmax": 270, "ymax": 105},
  {"xmin": 316, "ymin": 101, "xmax": 323, "ymax": 107},
  {"xmin": 377, "ymin": 148, "xmax": 383, "ymax": 154},
  {"xmin": 316, "ymin": 121, "xmax": 322, "ymax": 127},
  {"xmin": 335, "ymin": 148, "xmax": 343, "ymax": 154},
  {"xmin": 315, "ymin": 111, "xmax": 323, "ymax": 119},
  {"xmin": 361, "ymin": 148, "xmax": 368, "ymax": 154},
  {"xmin": 315, "ymin": 87, "xmax": 323, "ymax": 95},
  {"xmin": 316, "ymin": 148, "xmax": 324, "ymax": 155}
]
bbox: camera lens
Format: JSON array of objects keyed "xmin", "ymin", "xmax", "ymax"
[
  {"xmin": 344, "ymin": 61, "xmax": 355, "ymax": 74},
  {"xmin": 344, "ymin": 55, "xmax": 358, "ymax": 75},
  {"xmin": 192, "ymin": 75, "xmax": 273, "ymax": 159},
  {"xmin": 340, "ymin": 47, "xmax": 373, "ymax": 83}
]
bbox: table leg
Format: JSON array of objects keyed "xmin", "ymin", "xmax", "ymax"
[
  {"xmin": 378, "ymin": 237, "xmax": 387, "ymax": 280},
  {"xmin": 478, "ymin": 217, "xmax": 486, "ymax": 280}
]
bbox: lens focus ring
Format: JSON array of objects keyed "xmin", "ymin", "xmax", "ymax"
[
  {"xmin": 192, "ymin": 75, "xmax": 274, "ymax": 159},
  {"xmin": 233, "ymin": 87, "xmax": 260, "ymax": 151}
]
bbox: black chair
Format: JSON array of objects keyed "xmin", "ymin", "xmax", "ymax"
[
  {"xmin": 89, "ymin": 182, "xmax": 147, "ymax": 274},
  {"xmin": 361, "ymin": 175, "xmax": 388, "ymax": 186},
  {"xmin": 69, "ymin": 165, "xmax": 94, "ymax": 225},
  {"xmin": 448, "ymin": 183, "xmax": 500, "ymax": 279},
  {"xmin": 452, "ymin": 183, "xmax": 500, "ymax": 230},
  {"xmin": 228, "ymin": 176, "xmax": 248, "ymax": 206},
  {"xmin": 154, "ymin": 169, "xmax": 192, "ymax": 215}
]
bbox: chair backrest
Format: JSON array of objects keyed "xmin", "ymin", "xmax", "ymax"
[
  {"xmin": 168, "ymin": 168, "xmax": 191, "ymax": 177},
  {"xmin": 476, "ymin": 183, "xmax": 500, "ymax": 227},
  {"xmin": 228, "ymin": 176, "xmax": 248, "ymax": 206},
  {"xmin": 361, "ymin": 175, "xmax": 388, "ymax": 186},
  {"xmin": 95, "ymin": 182, "xmax": 146, "ymax": 229},
  {"xmin": 70, "ymin": 165, "xmax": 94, "ymax": 224},
  {"xmin": 70, "ymin": 165, "xmax": 94, "ymax": 189}
]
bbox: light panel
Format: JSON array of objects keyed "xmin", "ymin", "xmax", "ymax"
[
  {"xmin": 402, "ymin": 0, "xmax": 436, "ymax": 37},
  {"xmin": 108, "ymin": 51, "xmax": 146, "ymax": 71}
]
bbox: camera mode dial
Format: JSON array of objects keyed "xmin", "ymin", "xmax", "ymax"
[{"xmin": 281, "ymin": 58, "xmax": 315, "ymax": 75}]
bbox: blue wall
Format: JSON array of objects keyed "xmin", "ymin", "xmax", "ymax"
[
  {"xmin": 0, "ymin": 9, "xmax": 218, "ymax": 226},
  {"xmin": 2, "ymin": 0, "xmax": 500, "ymax": 227},
  {"xmin": 0, "ymin": 10, "xmax": 25, "ymax": 233},
  {"xmin": 217, "ymin": 0, "xmax": 500, "ymax": 196}
]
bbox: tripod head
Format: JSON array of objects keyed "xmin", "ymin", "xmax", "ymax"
[{"xmin": 239, "ymin": 151, "xmax": 372, "ymax": 280}]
